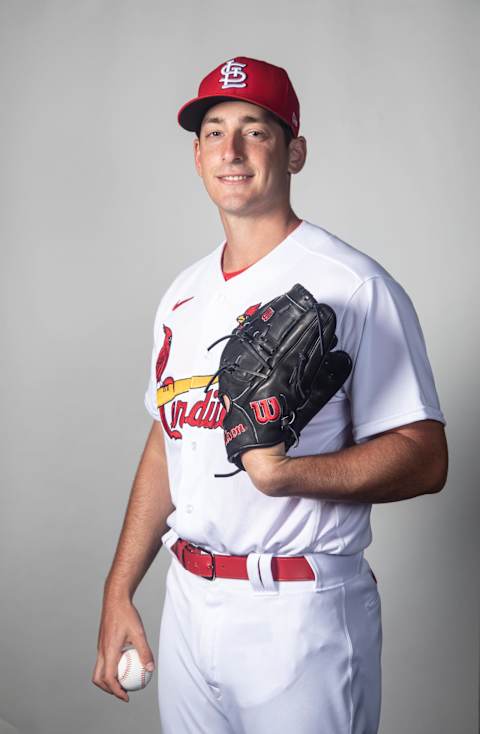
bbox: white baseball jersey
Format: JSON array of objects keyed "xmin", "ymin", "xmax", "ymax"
[{"xmin": 144, "ymin": 219, "xmax": 445, "ymax": 556}]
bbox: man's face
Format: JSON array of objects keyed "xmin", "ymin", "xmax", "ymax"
[{"xmin": 193, "ymin": 100, "xmax": 294, "ymax": 217}]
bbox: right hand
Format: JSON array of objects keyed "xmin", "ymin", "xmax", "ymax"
[{"xmin": 92, "ymin": 595, "xmax": 155, "ymax": 703}]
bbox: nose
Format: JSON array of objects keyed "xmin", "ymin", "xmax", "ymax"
[{"xmin": 221, "ymin": 131, "xmax": 245, "ymax": 163}]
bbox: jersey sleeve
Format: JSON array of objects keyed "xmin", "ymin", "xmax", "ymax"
[
  {"xmin": 340, "ymin": 275, "xmax": 446, "ymax": 442},
  {"xmin": 144, "ymin": 290, "xmax": 172, "ymax": 422}
]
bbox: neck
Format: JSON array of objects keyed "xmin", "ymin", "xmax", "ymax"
[{"xmin": 220, "ymin": 208, "xmax": 302, "ymax": 272}]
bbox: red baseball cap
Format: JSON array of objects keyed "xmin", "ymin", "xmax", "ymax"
[{"xmin": 177, "ymin": 56, "xmax": 300, "ymax": 138}]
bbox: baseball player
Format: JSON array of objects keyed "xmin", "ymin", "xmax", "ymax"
[{"xmin": 92, "ymin": 57, "xmax": 448, "ymax": 734}]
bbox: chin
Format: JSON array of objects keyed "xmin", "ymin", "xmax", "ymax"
[
  {"xmin": 211, "ymin": 194, "xmax": 257, "ymax": 214},
  {"xmin": 206, "ymin": 182, "xmax": 254, "ymax": 205}
]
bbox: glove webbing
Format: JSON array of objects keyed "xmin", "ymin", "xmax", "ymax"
[
  {"xmin": 204, "ymin": 306, "xmax": 326, "ymax": 478},
  {"xmin": 205, "ymin": 330, "xmax": 269, "ymax": 478}
]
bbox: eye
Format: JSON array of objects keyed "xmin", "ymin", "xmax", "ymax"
[
  {"xmin": 205, "ymin": 130, "xmax": 222, "ymax": 137},
  {"xmin": 247, "ymin": 130, "xmax": 265, "ymax": 137}
]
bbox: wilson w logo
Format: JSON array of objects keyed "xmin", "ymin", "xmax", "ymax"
[{"xmin": 249, "ymin": 397, "xmax": 281, "ymax": 424}]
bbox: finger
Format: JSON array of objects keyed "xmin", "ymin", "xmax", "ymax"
[
  {"xmin": 91, "ymin": 657, "xmax": 113, "ymax": 696},
  {"xmin": 103, "ymin": 659, "xmax": 130, "ymax": 702},
  {"xmin": 129, "ymin": 635, "xmax": 156, "ymax": 673},
  {"xmin": 92, "ymin": 657, "xmax": 126, "ymax": 700},
  {"xmin": 91, "ymin": 676, "xmax": 114, "ymax": 696}
]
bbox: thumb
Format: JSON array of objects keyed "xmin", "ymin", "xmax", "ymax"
[
  {"xmin": 130, "ymin": 636, "xmax": 156, "ymax": 672},
  {"xmin": 311, "ymin": 351, "xmax": 352, "ymax": 401}
]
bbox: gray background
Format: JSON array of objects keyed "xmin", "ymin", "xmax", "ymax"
[{"xmin": 1, "ymin": 1, "xmax": 478, "ymax": 733}]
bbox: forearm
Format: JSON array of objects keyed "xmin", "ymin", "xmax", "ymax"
[
  {"xmin": 104, "ymin": 423, "xmax": 174, "ymax": 601},
  {"xmin": 257, "ymin": 421, "xmax": 448, "ymax": 503}
]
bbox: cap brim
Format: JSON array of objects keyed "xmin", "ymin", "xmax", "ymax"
[
  {"xmin": 177, "ymin": 96, "xmax": 240, "ymax": 132},
  {"xmin": 177, "ymin": 95, "xmax": 296, "ymax": 136}
]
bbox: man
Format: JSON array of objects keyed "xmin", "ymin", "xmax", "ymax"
[{"xmin": 93, "ymin": 57, "xmax": 448, "ymax": 733}]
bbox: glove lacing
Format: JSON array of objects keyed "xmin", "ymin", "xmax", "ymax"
[
  {"xmin": 204, "ymin": 330, "xmax": 269, "ymax": 478},
  {"xmin": 204, "ymin": 304, "xmax": 328, "ymax": 478},
  {"xmin": 204, "ymin": 330, "xmax": 301, "ymax": 478},
  {"xmin": 203, "ymin": 329, "xmax": 270, "ymax": 394}
]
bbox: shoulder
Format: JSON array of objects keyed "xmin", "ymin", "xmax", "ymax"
[
  {"xmin": 291, "ymin": 221, "xmax": 421, "ymax": 333},
  {"xmin": 152, "ymin": 244, "xmax": 221, "ymax": 319},
  {"xmin": 293, "ymin": 220, "xmax": 394, "ymax": 292},
  {"xmin": 167, "ymin": 248, "xmax": 219, "ymax": 303}
]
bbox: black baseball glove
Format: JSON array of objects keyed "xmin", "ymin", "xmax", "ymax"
[{"xmin": 205, "ymin": 283, "xmax": 352, "ymax": 477}]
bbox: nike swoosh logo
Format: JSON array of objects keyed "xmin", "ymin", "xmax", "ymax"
[{"xmin": 172, "ymin": 296, "xmax": 194, "ymax": 311}]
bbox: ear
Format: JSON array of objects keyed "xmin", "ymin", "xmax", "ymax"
[
  {"xmin": 193, "ymin": 137, "xmax": 203, "ymax": 178},
  {"xmin": 287, "ymin": 136, "xmax": 307, "ymax": 175}
]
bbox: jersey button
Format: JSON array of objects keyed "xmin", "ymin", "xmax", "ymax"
[
  {"xmin": 185, "ymin": 504, "xmax": 194, "ymax": 514},
  {"xmin": 191, "ymin": 441, "xmax": 197, "ymax": 451}
]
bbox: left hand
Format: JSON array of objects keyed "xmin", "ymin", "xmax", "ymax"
[{"xmin": 241, "ymin": 442, "xmax": 291, "ymax": 497}]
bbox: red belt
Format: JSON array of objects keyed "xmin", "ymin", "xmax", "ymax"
[{"xmin": 171, "ymin": 538, "xmax": 315, "ymax": 581}]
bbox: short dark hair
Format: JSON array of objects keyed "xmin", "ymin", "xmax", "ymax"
[
  {"xmin": 264, "ymin": 110, "xmax": 294, "ymax": 147},
  {"xmin": 196, "ymin": 108, "xmax": 294, "ymax": 148}
]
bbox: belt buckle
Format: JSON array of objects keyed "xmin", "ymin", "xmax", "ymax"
[{"xmin": 182, "ymin": 542, "xmax": 216, "ymax": 581}]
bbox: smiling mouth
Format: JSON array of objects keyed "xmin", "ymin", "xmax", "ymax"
[{"xmin": 218, "ymin": 175, "xmax": 254, "ymax": 183}]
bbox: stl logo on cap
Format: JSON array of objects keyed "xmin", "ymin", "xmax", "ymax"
[
  {"xmin": 220, "ymin": 59, "xmax": 247, "ymax": 89},
  {"xmin": 177, "ymin": 55, "xmax": 300, "ymax": 138}
]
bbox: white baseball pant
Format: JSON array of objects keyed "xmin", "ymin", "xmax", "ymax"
[{"xmin": 157, "ymin": 533, "xmax": 382, "ymax": 734}]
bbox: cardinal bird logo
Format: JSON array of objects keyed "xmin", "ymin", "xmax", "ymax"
[
  {"xmin": 155, "ymin": 324, "xmax": 183, "ymax": 439},
  {"xmin": 156, "ymin": 325, "xmax": 172, "ymax": 382},
  {"xmin": 237, "ymin": 302, "xmax": 261, "ymax": 327}
]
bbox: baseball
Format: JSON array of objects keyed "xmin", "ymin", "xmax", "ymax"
[{"xmin": 117, "ymin": 645, "xmax": 153, "ymax": 692}]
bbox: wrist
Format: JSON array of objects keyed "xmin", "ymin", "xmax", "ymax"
[
  {"xmin": 103, "ymin": 576, "xmax": 135, "ymax": 604},
  {"xmin": 264, "ymin": 454, "xmax": 294, "ymax": 497}
]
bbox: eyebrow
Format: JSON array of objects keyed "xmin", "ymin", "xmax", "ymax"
[{"xmin": 202, "ymin": 114, "xmax": 270, "ymax": 126}]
